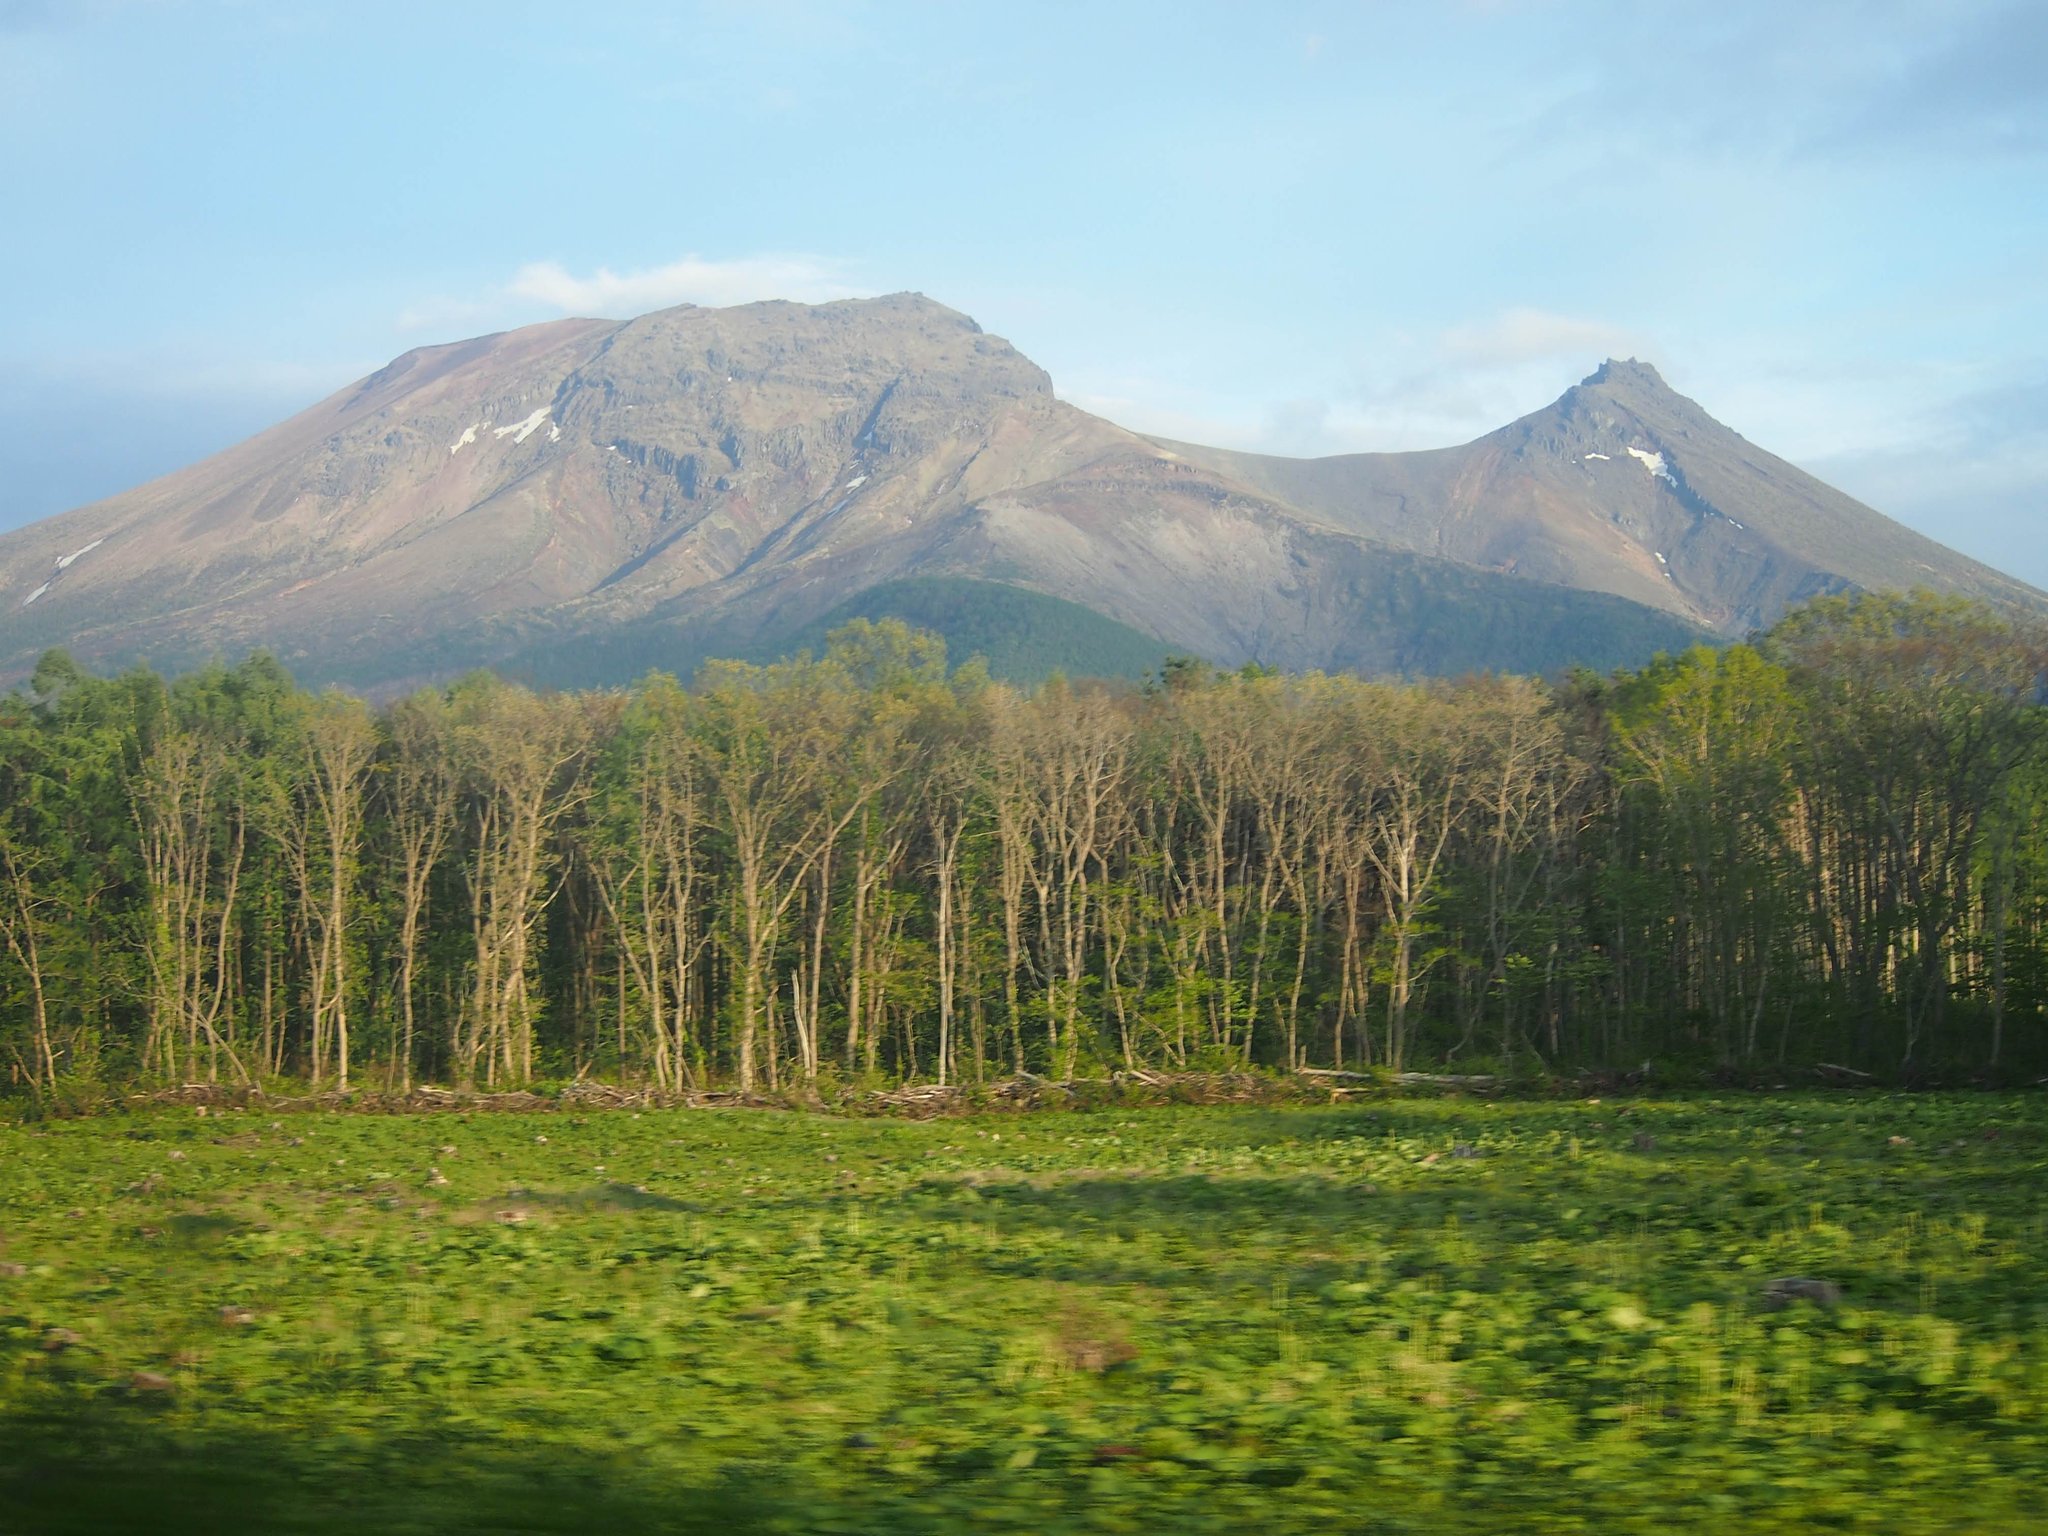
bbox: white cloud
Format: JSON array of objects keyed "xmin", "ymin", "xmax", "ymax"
[
  {"xmin": 1059, "ymin": 386, "xmax": 1259, "ymax": 451},
  {"xmin": 1440, "ymin": 307, "xmax": 1646, "ymax": 367},
  {"xmin": 1063, "ymin": 308, "xmax": 1666, "ymax": 460},
  {"xmin": 4, "ymin": 345, "xmax": 371, "ymax": 404},
  {"xmin": 395, "ymin": 252, "xmax": 873, "ymax": 338},
  {"xmin": 1061, "ymin": 379, "xmax": 1463, "ymax": 460},
  {"xmin": 393, "ymin": 296, "xmax": 504, "ymax": 334},
  {"xmin": 505, "ymin": 253, "xmax": 867, "ymax": 316}
]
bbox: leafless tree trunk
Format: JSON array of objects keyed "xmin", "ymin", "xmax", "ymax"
[
  {"xmin": 135, "ymin": 729, "xmax": 249, "ymax": 1084},
  {"xmin": 0, "ymin": 841, "xmax": 58, "ymax": 1089}
]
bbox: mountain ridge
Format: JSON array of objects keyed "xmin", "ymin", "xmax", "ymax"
[{"xmin": 0, "ymin": 295, "xmax": 2032, "ymax": 689}]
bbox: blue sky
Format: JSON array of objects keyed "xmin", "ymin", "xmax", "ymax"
[{"xmin": 3, "ymin": 0, "xmax": 2043, "ymax": 584}]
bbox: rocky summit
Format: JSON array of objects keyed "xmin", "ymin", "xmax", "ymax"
[{"xmin": 0, "ymin": 295, "xmax": 2035, "ymax": 689}]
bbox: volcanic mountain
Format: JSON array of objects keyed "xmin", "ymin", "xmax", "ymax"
[
  {"xmin": 1154, "ymin": 357, "xmax": 2040, "ymax": 636},
  {"xmin": 0, "ymin": 294, "xmax": 2033, "ymax": 689}
]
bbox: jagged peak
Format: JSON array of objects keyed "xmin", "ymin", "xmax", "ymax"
[{"xmin": 1582, "ymin": 357, "xmax": 1670, "ymax": 391}]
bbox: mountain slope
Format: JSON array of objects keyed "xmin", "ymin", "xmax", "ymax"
[
  {"xmin": 1156, "ymin": 359, "xmax": 2038, "ymax": 635},
  {"xmin": 0, "ymin": 299, "xmax": 2026, "ymax": 689}
]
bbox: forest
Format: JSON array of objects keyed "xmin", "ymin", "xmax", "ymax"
[{"xmin": 2, "ymin": 590, "xmax": 2044, "ymax": 1099}]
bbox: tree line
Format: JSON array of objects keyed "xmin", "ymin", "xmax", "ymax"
[{"xmin": 2, "ymin": 591, "xmax": 2044, "ymax": 1097}]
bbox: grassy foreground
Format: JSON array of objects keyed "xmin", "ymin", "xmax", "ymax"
[{"xmin": 0, "ymin": 1094, "xmax": 2042, "ymax": 1534}]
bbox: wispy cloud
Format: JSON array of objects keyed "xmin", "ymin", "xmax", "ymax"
[
  {"xmin": 1264, "ymin": 309, "xmax": 1655, "ymax": 455},
  {"xmin": 1058, "ymin": 384, "xmax": 1261, "ymax": 452},
  {"xmin": 3, "ymin": 345, "xmax": 371, "ymax": 404},
  {"xmin": 1440, "ymin": 307, "xmax": 1646, "ymax": 368},
  {"xmin": 1806, "ymin": 0, "xmax": 2048, "ymax": 157},
  {"xmin": 1518, "ymin": 0, "xmax": 2048, "ymax": 165},
  {"xmin": 508, "ymin": 253, "xmax": 867, "ymax": 315},
  {"xmin": 1807, "ymin": 369, "xmax": 2048, "ymax": 586},
  {"xmin": 392, "ymin": 296, "xmax": 505, "ymax": 335},
  {"xmin": 398, "ymin": 252, "xmax": 871, "ymax": 336},
  {"xmin": 1068, "ymin": 305, "xmax": 1657, "ymax": 459}
]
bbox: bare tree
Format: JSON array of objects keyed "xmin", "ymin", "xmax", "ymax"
[
  {"xmin": 1354, "ymin": 685, "xmax": 1480, "ymax": 1073},
  {"xmin": 385, "ymin": 690, "xmax": 461, "ymax": 1089},
  {"xmin": 451, "ymin": 683, "xmax": 595, "ymax": 1087},
  {"xmin": 584, "ymin": 675, "xmax": 711, "ymax": 1090},
  {"xmin": 275, "ymin": 693, "xmax": 378, "ymax": 1089},
  {"xmin": 135, "ymin": 728, "xmax": 249, "ymax": 1083},
  {"xmin": 0, "ymin": 839, "xmax": 58, "ymax": 1089}
]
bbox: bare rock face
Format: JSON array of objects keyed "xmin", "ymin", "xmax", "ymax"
[
  {"xmin": 0, "ymin": 297, "xmax": 2036, "ymax": 691},
  {"xmin": 0, "ymin": 295, "xmax": 1100, "ymax": 686}
]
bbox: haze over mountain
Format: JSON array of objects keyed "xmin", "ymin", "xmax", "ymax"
[{"xmin": 0, "ymin": 295, "xmax": 2034, "ymax": 690}]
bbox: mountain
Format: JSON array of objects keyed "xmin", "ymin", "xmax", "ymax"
[
  {"xmin": 1155, "ymin": 358, "xmax": 2038, "ymax": 636},
  {"xmin": 0, "ymin": 296, "xmax": 2030, "ymax": 690}
]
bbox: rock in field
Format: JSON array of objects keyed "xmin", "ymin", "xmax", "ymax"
[{"xmin": 1762, "ymin": 1276, "xmax": 1841, "ymax": 1309}]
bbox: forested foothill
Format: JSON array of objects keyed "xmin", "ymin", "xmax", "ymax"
[{"xmin": 2, "ymin": 589, "xmax": 2044, "ymax": 1104}]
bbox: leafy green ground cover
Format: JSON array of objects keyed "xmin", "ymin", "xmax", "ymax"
[{"xmin": 0, "ymin": 1094, "xmax": 2042, "ymax": 1534}]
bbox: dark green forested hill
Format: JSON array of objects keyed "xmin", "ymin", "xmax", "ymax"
[
  {"xmin": 478, "ymin": 580, "xmax": 1174, "ymax": 693},
  {"xmin": 426, "ymin": 571, "xmax": 1705, "ymax": 696},
  {"xmin": 1301, "ymin": 551, "xmax": 1713, "ymax": 678},
  {"xmin": 762, "ymin": 578, "xmax": 1176, "ymax": 684},
  {"xmin": 821, "ymin": 568, "xmax": 1715, "ymax": 686}
]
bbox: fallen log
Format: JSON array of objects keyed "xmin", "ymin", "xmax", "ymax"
[{"xmin": 1393, "ymin": 1072, "xmax": 1499, "ymax": 1089}]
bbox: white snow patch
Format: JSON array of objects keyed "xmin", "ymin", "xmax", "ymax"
[
  {"xmin": 450, "ymin": 423, "xmax": 480, "ymax": 455},
  {"xmin": 607, "ymin": 444, "xmax": 620, "ymax": 452},
  {"xmin": 1583, "ymin": 452, "xmax": 1611, "ymax": 461},
  {"xmin": 1731, "ymin": 520, "xmax": 1745, "ymax": 530},
  {"xmin": 55, "ymin": 537, "xmax": 105, "ymax": 570},
  {"xmin": 493, "ymin": 406, "xmax": 551, "ymax": 444},
  {"xmin": 1655, "ymin": 551, "xmax": 1668, "ymax": 565},
  {"xmin": 1626, "ymin": 445, "xmax": 1675, "ymax": 483},
  {"xmin": 23, "ymin": 582, "xmax": 50, "ymax": 606},
  {"xmin": 843, "ymin": 475, "xmax": 867, "ymax": 490},
  {"xmin": 548, "ymin": 422, "xmax": 562, "ymax": 442}
]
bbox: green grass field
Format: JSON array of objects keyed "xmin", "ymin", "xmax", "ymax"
[{"xmin": 1, "ymin": 1094, "xmax": 2043, "ymax": 1534}]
